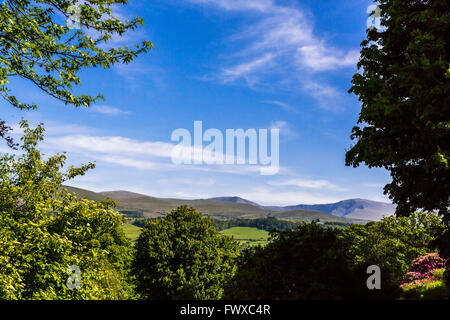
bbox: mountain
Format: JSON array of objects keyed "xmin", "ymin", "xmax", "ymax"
[
  {"xmin": 208, "ymin": 196, "xmax": 261, "ymax": 207},
  {"xmin": 61, "ymin": 185, "xmax": 107, "ymax": 202},
  {"xmin": 61, "ymin": 185, "xmax": 366, "ymax": 224},
  {"xmin": 265, "ymin": 199, "xmax": 396, "ymax": 221},
  {"xmin": 100, "ymin": 190, "xmax": 152, "ymax": 199}
]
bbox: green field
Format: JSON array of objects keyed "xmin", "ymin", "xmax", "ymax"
[
  {"xmin": 121, "ymin": 223, "xmax": 142, "ymax": 242},
  {"xmin": 220, "ymin": 227, "xmax": 269, "ymax": 247}
]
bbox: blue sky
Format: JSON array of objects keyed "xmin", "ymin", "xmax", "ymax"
[{"xmin": 0, "ymin": 0, "xmax": 391, "ymax": 206}]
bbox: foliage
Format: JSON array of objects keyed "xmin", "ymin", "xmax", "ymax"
[
  {"xmin": 0, "ymin": 121, "xmax": 134, "ymax": 299},
  {"xmin": 133, "ymin": 206, "xmax": 240, "ymax": 300},
  {"xmin": 401, "ymin": 278, "xmax": 447, "ymax": 300},
  {"xmin": 401, "ymin": 254, "xmax": 448, "ymax": 300},
  {"xmin": 225, "ymin": 222, "xmax": 366, "ymax": 300},
  {"xmin": 340, "ymin": 212, "xmax": 445, "ymax": 289},
  {"xmin": 213, "ymin": 217, "xmax": 300, "ymax": 232},
  {"xmin": 0, "ymin": 120, "xmax": 17, "ymax": 149},
  {"xmin": 401, "ymin": 253, "xmax": 447, "ymax": 286},
  {"xmin": 346, "ymin": 0, "xmax": 450, "ymax": 219},
  {"xmin": 0, "ymin": 0, "xmax": 152, "ymax": 145},
  {"xmin": 0, "ymin": 0, "xmax": 152, "ymax": 109}
]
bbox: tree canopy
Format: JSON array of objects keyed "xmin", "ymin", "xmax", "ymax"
[
  {"xmin": 133, "ymin": 206, "xmax": 240, "ymax": 300},
  {"xmin": 0, "ymin": 0, "xmax": 152, "ymax": 143},
  {"xmin": 225, "ymin": 222, "xmax": 366, "ymax": 300},
  {"xmin": 340, "ymin": 211, "xmax": 445, "ymax": 288},
  {"xmin": 346, "ymin": 0, "xmax": 450, "ymax": 221},
  {"xmin": 0, "ymin": 121, "xmax": 134, "ymax": 299}
]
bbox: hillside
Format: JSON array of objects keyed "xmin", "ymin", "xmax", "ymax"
[
  {"xmin": 62, "ymin": 185, "xmax": 366, "ymax": 223},
  {"xmin": 267, "ymin": 199, "xmax": 396, "ymax": 221},
  {"xmin": 61, "ymin": 185, "xmax": 108, "ymax": 202},
  {"xmin": 208, "ymin": 196, "xmax": 261, "ymax": 207}
]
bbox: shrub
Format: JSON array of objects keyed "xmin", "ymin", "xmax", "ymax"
[
  {"xmin": 225, "ymin": 222, "xmax": 367, "ymax": 300},
  {"xmin": 0, "ymin": 122, "xmax": 134, "ymax": 299},
  {"xmin": 400, "ymin": 253, "xmax": 449, "ymax": 300},
  {"xmin": 401, "ymin": 253, "xmax": 446, "ymax": 286},
  {"xmin": 340, "ymin": 212, "xmax": 445, "ymax": 289}
]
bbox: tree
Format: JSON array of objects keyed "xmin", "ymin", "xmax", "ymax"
[
  {"xmin": 225, "ymin": 222, "xmax": 366, "ymax": 300},
  {"xmin": 0, "ymin": 120, "xmax": 17, "ymax": 149},
  {"xmin": 346, "ymin": 0, "xmax": 450, "ymax": 221},
  {"xmin": 340, "ymin": 212, "xmax": 445, "ymax": 289},
  {"xmin": 0, "ymin": 121, "xmax": 134, "ymax": 299},
  {"xmin": 0, "ymin": 0, "xmax": 152, "ymax": 144},
  {"xmin": 133, "ymin": 206, "xmax": 240, "ymax": 300}
]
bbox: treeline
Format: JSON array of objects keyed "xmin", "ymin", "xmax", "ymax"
[
  {"xmin": 128, "ymin": 215, "xmax": 350, "ymax": 232},
  {"xmin": 214, "ymin": 217, "xmax": 302, "ymax": 232},
  {"xmin": 133, "ymin": 206, "xmax": 449, "ymax": 300},
  {"xmin": 213, "ymin": 217, "xmax": 350, "ymax": 231}
]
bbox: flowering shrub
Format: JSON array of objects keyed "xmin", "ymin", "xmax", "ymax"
[{"xmin": 401, "ymin": 253, "xmax": 447, "ymax": 287}]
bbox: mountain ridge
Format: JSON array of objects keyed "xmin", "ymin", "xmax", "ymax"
[
  {"xmin": 262, "ymin": 198, "xmax": 396, "ymax": 221},
  {"xmin": 62, "ymin": 186, "xmax": 392, "ymax": 222}
]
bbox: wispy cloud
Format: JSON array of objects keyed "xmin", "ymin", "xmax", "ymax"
[
  {"xmin": 221, "ymin": 53, "xmax": 275, "ymax": 84},
  {"xmin": 261, "ymin": 100, "xmax": 296, "ymax": 112},
  {"xmin": 269, "ymin": 120, "xmax": 298, "ymax": 141},
  {"xmin": 187, "ymin": 0, "xmax": 359, "ymax": 89},
  {"xmin": 301, "ymin": 80, "xmax": 346, "ymax": 111},
  {"xmin": 90, "ymin": 105, "xmax": 130, "ymax": 115},
  {"xmin": 45, "ymin": 134, "xmax": 280, "ymax": 175},
  {"xmin": 237, "ymin": 187, "xmax": 343, "ymax": 206},
  {"xmin": 268, "ymin": 178, "xmax": 347, "ymax": 192}
]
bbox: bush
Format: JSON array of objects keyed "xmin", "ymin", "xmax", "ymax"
[
  {"xmin": 400, "ymin": 253, "xmax": 449, "ymax": 300},
  {"xmin": 133, "ymin": 206, "xmax": 239, "ymax": 300},
  {"xmin": 225, "ymin": 222, "xmax": 367, "ymax": 300},
  {"xmin": 0, "ymin": 122, "xmax": 134, "ymax": 299},
  {"xmin": 340, "ymin": 212, "xmax": 445, "ymax": 290},
  {"xmin": 401, "ymin": 253, "xmax": 446, "ymax": 285}
]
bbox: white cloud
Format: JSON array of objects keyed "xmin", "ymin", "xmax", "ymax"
[
  {"xmin": 297, "ymin": 44, "xmax": 359, "ymax": 71},
  {"xmin": 188, "ymin": 0, "xmax": 273, "ymax": 12},
  {"xmin": 237, "ymin": 187, "xmax": 343, "ymax": 206},
  {"xmin": 302, "ymin": 80, "xmax": 345, "ymax": 110},
  {"xmin": 156, "ymin": 177, "xmax": 216, "ymax": 187},
  {"xmin": 261, "ymin": 100, "xmax": 295, "ymax": 112},
  {"xmin": 90, "ymin": 105, "xmax": 130, "ymax": 115},
  {"xmin": 47, "ymin": 135, "xmax": 175, "ymax": 158},
  {"xmin": 268, "ymin": 178, "xmax": 347, "ymax": 192},
  {"xmin": 221, "ymin": 53, "xmax": 275, "ymax": 83},
  {"xmin": 187, "ymin": 0, "xmax": 359, "ymax": 85},
  {"xmin": 269, "ymin": 120, "xmax": 298, "ymax": 140},
  {"xmin": 45, "ymin": 134, "xmax": 281, "ymax": 175}
]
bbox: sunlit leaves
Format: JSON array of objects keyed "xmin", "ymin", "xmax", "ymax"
[
  {"xmin": 0, "ymin": 121, "xmax": 134, "ymax": 299},
  {"xmin": 0, "ymin": 0, "xmax": 152, "ymax": 110}
]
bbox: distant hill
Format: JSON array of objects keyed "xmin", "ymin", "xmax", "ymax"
[
  {"xmin": 208, "ymin": 196, "xmax": 261, "ymax": 207},
  {"xmin": 266, "ymin": 199, "xmax": 396, "ymax": 221},
  {"xmin": 61, "ymin": 185, "xmax": 107, "ymax": 202},
  {"xmin": 100, "ymin": 190, "xmax": 152, "ymax": 199},
  {"xmin": 61, "ymin": 186, "xmax": 366, "ymax": 224}
]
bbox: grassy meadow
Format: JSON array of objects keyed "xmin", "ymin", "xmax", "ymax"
[
  {"xmin": 121, "ymin": 223, "xmax": 142, "ymax": 242},
  {"xmin": 220, "ymin": 227, "xmax": 270, "ymax": 247}
]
